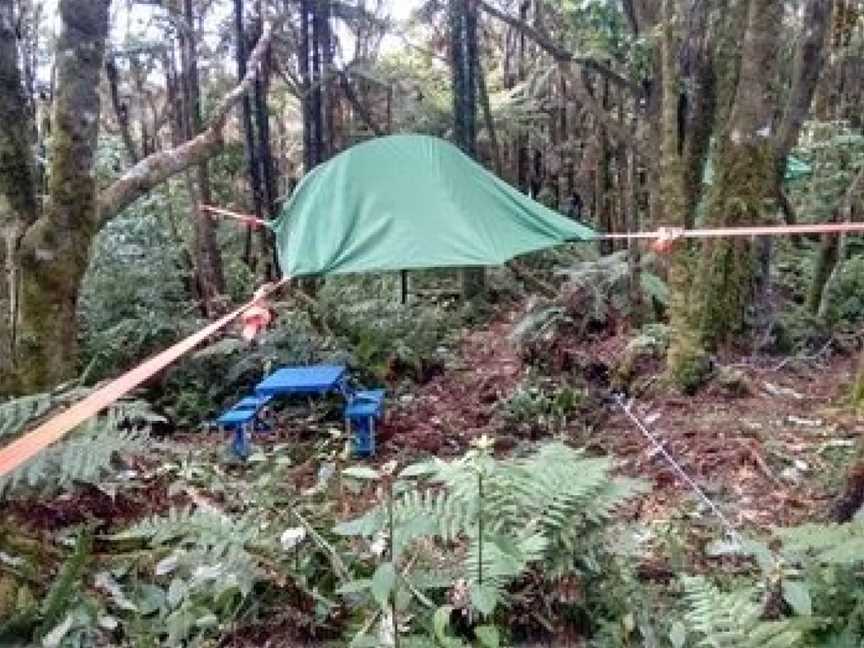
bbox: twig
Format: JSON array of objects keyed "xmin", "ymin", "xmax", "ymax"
[{"xmin": 771, "ymin": 339, "xmax": 834, "ymax": 372}]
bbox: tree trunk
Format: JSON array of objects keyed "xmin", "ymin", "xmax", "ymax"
[
  {"xmin": 184, "ymin": 0, "xmax": 226, "ymax": 316},
  {"xmin": 808, "ymin": 165, "xmax": 864, "ymax": 314},
  {"xmin": 14, "ymin": 0, "xmax": 110, "ymax": 391},
  {"xmin": 310, "ymin": 0, "xmax": 324, "ymax": 164},
  {"xmin": 661, "ymin": 0, "xmax": 707, "ymax": 391},
  {"xmin": 0, "ymin": 0, "xmax": 39, "ymax": 393},
  {"xmin": 235, "ymin": 0, "xmax": 263, "ymax": 269},
  {"xmin": 299, "ymin": 0, "xmax": 313, "ymax": 172},
  {"xmin": 692, "ymin": 0, "xmax": 784, "ymax": 349},
  {"xmin": 105, "ymin": 55, "xmax": 140, "ymax": 164},
  {"xmin": 450, "ymin": 0, "xmax": 485, "ymax": 299},
  {"xmin": 1, "ymin": 13, "xmax": 273, "ymax": 395},
  {"xmin": 254, "ymin": 41, "xmax": 278, "ymax": 279}
]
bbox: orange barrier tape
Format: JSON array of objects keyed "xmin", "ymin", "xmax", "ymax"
[
  {"xmin": 200, "ymin": 204, "xmax": 270, "ymax": 229},
  {"xmin": 0, "ymin": 278, "xmax": 289, "ymax": 479}
]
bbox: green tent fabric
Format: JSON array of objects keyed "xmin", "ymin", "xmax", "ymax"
[
  {"xmin": 272, "ymin": 134, "xmax": 597, "ymax": 277},
  {"xmin": 702, "ymin": 152, "xmax": 812, "ymax": 185}
]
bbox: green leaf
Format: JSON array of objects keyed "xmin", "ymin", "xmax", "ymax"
[
  {"xmin": 166, "ymin": 607, "xmax": 195, "ymax": 645},
  {"xmin": 470, "ymin": 583, "xmax": 498, "ymax": 617},
  {"xmin": 475, "ymin": 624, "xmax": 500, "ymax": 647},
  {"xmin": 433, "ymin": 605, "xmax": 465, "ymax": 647},
  {"xmin": 371, "ymin": 562, "xmax": 396, "ymax": 608},
  {"xmin": 167, "ymin": 577, "xmax": 186, "ymax": 609},
  {"xmin": 782, "ymin": 580, "xmax": 812, "ymax": 616},
  {"xmin": 343, "ymin": 466, "xmax": 381, "ymax": 480},
  {"xmin": 669, "ymin": 621, "xmax": 686, "ymax": 648},
  {"xmin": 41, "ymin": 614, "xmax": 74, "ymax": 648},
  {"xmin": 135, "ymin": 584, "xmax": 165, "ymax": 616},
  {"xmin": 195, "ymin": 612, "xmax": 219, "ymax": 628},
  {"xmin": 397, "ymin": 461, "xmax": 438, "ymax": 479},
  {"xmin": 336, "ymin": 579, "xmax": 373, "ymax": 595}
]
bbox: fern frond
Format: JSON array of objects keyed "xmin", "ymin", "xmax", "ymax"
[
  {"xmin": 0, "ymin": 392, "xmax": 55, "ymax": 439},
  {"xmin": 683, "ymin": 576, "xmax": 807, "ymax": 648},
  {"xmin": 37, "ymin": 530, "xmax": 92, "ymax": 638},
  {"xmin": 0, "ymin": 419, "xmax": 147, "ymax": 499},
  {"xmin": 464, "ymin": 529, "xmax": 547, "ymax": 592},
  {"xmin": 776, "ymin": 522, "xmax": 864, "ymax": 565},
  {"xmin": 115, "ymin": 506, "xmax": 260, "ymax": 557}
]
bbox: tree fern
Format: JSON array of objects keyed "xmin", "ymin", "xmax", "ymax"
[{"xmin": 683, "ymin": 576, "xmax": 808, "ymax": 648}]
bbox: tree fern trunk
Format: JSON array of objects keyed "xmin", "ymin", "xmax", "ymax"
[{"xmin": 0, "ymin": 0, "xmax": 39, "ymax": 394}]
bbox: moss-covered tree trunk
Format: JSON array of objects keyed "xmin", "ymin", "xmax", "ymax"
[
  {"xmin": 0, "ymin": 0, "xmax": 44, "ymax": 393},
  {"xmin": 660, "ymin": 0, "xmax": 707, "ymax": 390},
  {"xmin": 0, "ymin": 1, "xmax": 272, "ymax": 395},
  {"xmin": 13, "ymin": 0, "xmax": 110, "ymax": 391},
  {"xmin": 691, "ymin": 0, "xmax": 783, "ymax": 349}
]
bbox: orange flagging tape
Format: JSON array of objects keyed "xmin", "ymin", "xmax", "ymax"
[
  {"xmin": 0, "ymin": 278, "xmax": 289, "ymax": 479},
  {"xmin": 200, "ymin": 204, "xmax": 270, "ymax": 229}
]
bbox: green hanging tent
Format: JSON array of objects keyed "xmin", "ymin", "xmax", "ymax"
[{"xmin": 272, "ymin": 134, "xmax": 597, "ymax": 277}]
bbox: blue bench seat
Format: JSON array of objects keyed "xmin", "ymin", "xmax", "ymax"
[
  {"xmin": 345, "ymin": 389, "xmax": 386, "ymax": 457},
  {"xmin": 216, "ymin": 394, "xmax": 274, "ymax": 458}
]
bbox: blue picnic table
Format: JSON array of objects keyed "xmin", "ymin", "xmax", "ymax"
[{"xmin": 215, "ymin": 364, "xmax": 384, "ymax": 459}]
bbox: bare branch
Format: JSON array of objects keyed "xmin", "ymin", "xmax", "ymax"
[
  {"xmin": 338, "ymin": 71, "xmax": 384, "ymax": 136},
  {"xmin": 98, "ymin": 21, "xmax": 274, "ymax": 224}
]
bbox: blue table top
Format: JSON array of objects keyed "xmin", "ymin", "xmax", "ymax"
[{"xmin": 255, "ymin": 364, "xmax": 347, "ymax": 397}]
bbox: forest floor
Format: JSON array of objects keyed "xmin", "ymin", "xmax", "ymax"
[
  {"xmin": 379, "ymin": 306, "xmax": 860, "ymax": 532},
  {"xmin": 4, "ymin": 297, "xmax": 862, "ymax": 646}
]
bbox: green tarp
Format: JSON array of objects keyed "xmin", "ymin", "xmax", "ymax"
[
  {"xmin": 272, "ymin": 134, "xmax": 596, "ymax": 277},
  {"xmin": 702, "ymin": 152, "xmax": 812, "ymax": 185}
]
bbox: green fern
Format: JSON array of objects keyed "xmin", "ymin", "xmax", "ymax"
[
  {"xmin": 337, "ymin": 442, "xmax": 645, "ymax": 615},
  {"xmin": 114, "ymin": 506, "xmax": 261, "ymax": 556},
  {"xmin": 37, "ymin": 530, "xmax": 93, "ymax": 639},
  {"xmin": 0, "ymin": 393, "xmax": 56, "ymax": 439},
  {"xmin": 683, "ymin": 576, "xmax": 808, "ymax": 648},
  {"xmin": 0, "ymin": 417, "xmax": 147, "ymax": 499},
  {"xmin": 776, "ymin": 522, "xmax": 864, "ymax": 565}
]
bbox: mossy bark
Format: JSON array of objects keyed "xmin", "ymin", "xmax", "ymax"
[
  {"xmin": 0, "ymin": 0, "xmax": 39, "ymax": 393},
  {"xmin": 660, "ymin": 0, "xmax": 708, "ymax": 391},
  {"xmin": 0, "ymin": 6, "xmax": 273, "ymax": 395},
  {"xmin": 12, "ymin": 0, "xmax": 110, "ymax": 391},
  {"xmin": 691, "ymin": 0, "xmax": 783, "ymax": 349}
]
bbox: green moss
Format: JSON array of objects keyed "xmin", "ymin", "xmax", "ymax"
[{"xmin": 692, "ymin": 140, "xmax": 777, "ymax": 349}]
